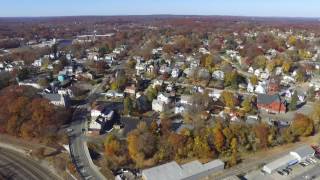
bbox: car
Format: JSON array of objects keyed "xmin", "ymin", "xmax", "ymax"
[
  {"xmin": 309, "ymin": 157, "xmax": 317, "ymax": 163},
  {"xmin": 277, "ymin": 170, "xmax": 284, "ymax": 176},
  {"xmin": 282, "ymin": 169, "xmax": 290, "ymax": 175},
  {"xmin": 66, "ymin": 128, "xmax": 73, "ymax": 133},
  {"xmin": 306, "ymin": 159, "xmax": 314, "ymax": 164},
  {"xmin": 300, "ymin": 162, "xmax": 307, "ymax": 167},
  {"xmin": 286, "ymin": 167, "xmax": 292, "ymax": 172}
]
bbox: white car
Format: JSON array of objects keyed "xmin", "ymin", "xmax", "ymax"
[{"xmin": 66, "ymin": 128, "xmax": 73, "ymax": 133}]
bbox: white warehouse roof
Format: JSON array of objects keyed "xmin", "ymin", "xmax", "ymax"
[{"xmin": 142, "ymin": 159, "xmax": 224, "ymax": 180}]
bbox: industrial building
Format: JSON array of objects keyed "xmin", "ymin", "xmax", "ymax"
[
  {"xmin": 262, "ymin": 145, "xmax": 315, "ymax": 174},
  {"xmin": 141, "ymin": 159, "xmax": 224, "ymax": 180}
]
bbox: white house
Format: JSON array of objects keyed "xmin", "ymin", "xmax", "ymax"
[
  {"xmin": 212, "ymin": 70, "xmax": 225, "ymax": 81},
  {"xmin": 32, "ymin": 59, "xmax": 43, "ymax": 67},
  {"xmin": 247, "ymin": 82, "xmax": 255, "ymax": 93},
  {"xmin": 208, "ymin": 89, "xmax": 222, "ymax": 100},
  {"xmin": 157, "ymin": 93, "xmax": 170, "ymax": 104},
  {"xmin": 255, "ymin": 82, "xmax": 267, "ymax": 94},
  {"xmin": 180, "ymin": 95, "xmax": 193, "ymax": 105},
  {"xmin": 153, "ymin": 79, "xmax": 163, "ymax": 88},
  {"xmin": 175, "ymin": 105, "xmax": 185, "ymax": 114},
  {"xmin": 171, "ymin": 68, "xmax": 181, "ymax": 78},
  {"xmin": 152, "ymin": 99, "xmax": 166, "ymax": 112}
]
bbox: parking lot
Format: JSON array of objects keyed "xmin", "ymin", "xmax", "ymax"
[
  {"xmin": 245, "ymin": 155, "xmax": 320, "ymax": 180},
  {"xmin": 269, "ymin": 156, "xmax": 320, "ymax": 180}
]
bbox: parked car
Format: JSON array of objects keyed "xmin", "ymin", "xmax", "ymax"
[
  {"xmin": 282, "ymin": 169, "xmax": 290, "ymax": 175},
  {"xmin": 277, "ymin": 170, "xmax": 284, "ymax": 176}
]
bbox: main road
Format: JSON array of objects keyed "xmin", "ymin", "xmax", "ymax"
[
  {"xmin": 0, "ymin": 147, "xmax": 59, "ymax": 180},
  {"xmin": 68, "ymin": 78, "xmax": 107, "ymax": 180}
]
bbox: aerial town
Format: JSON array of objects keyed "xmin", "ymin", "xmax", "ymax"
[{"xmin": 1, "ymin": 3, "xmax": 320, "ymax": 180}]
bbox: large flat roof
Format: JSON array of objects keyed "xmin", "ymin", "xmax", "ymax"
[
  {"xmin": 263, "ymin": 154, "xmax": 296, "ymax": 171},
  {"xmin": 142, "ymin": 159, "xmax": 224, "ymax": 180}
]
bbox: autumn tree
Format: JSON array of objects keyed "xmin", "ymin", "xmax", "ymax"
[
  {"xmin": 127, "ymin": 122, "xmax": 158, "ymax": 168},
  {"xmin": 289, "ymin": 91, "xmax": 298, "ymax": 111},
  {"xmin": 123, "ymin": 96, "xmax": 133, "ymax": 115},
  {"xmin": 291, "ymin": 113, "xmax": 314, "ymax": 137},
  {"xmin": 221, "ymin": 91, "xmax": 237, "ymax": 109},
  {"xmin": 253, "ymin": 123, "xmax": 269, "ymax": 149}
]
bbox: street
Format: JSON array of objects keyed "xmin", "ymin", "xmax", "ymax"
[{"xmin": 68, "ymin": 78, "xmax": 107, "ymax": 180}]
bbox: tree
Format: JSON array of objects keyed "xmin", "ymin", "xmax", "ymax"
[
  {"xmin": 221, "ymin": 91, "xmax": 237, "ymax": 109},
  {"xmin": 311, "ymin": 101, "xmax": 320, "ymax": 130},
  {"xmin": 296, "ymin": 70, "xmax": 305, "ymax": 82},
  {"xmin": 291, "ymin": 113, "xmax": 314, "ymax": 137},
  {"xmin": 127, "ymin": 122, "xmax": 157, "ymax": 167},
  {"xmin": 282, "ymin": 61, "xmax": 292, "ymax": 74},
  {"xmin": 37, "ymin": 78, "xmax": 49, "ymax": 87},
  {"xmin": 289, "ymin": 91, "xmax": 298, "ymax": 111},
  {"xmin": 266, "ymin": 61, "xmax": 275, "ymax": 73},
  {"xmin": 250, "ymin": 75, "xmax": 259, "ymax": 86},
  {"xmin": 104, "ymin": 134, "xmax": 120, "ymax": 156},
  {"xmin": 123, "ymin": 96, "xmax": 133, "ymax": 115},
  {"xmin": 212, "ymin": 128, "xmax": 225, "ymax": 153},
  {"xmin": 224, "ymin": 71, "xmax": 238, "ymax": 89},
  {"xmin": 253, "ymin": 55, "xmax": 267, "ymax": 69},
  {"xmin": 253, "ymin": 123, "xmax": 269, "ymax": 149},
  {"xmin": 230, "ymin": 138, "xmax": 238, "ymax": 153},
  {"xmin": 17, "ymin": 68, "xmax": 30, "ymax": 81},
  {"xmin": 193, "ymin": 135, "xmax": 211, "ymax": 159},
  {"xmin": 98, "ymin": 46, "xmax": 109, "ymax": 57},
  {"xmin": 241, "ymin": 97, "xmax": 252, "ymax": 113},
  {"xmin": 146, "ymin": 87, "xmax": 158, "ymax": 102}
]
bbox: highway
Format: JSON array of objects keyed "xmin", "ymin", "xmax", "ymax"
[{"xmin": 0, "ymin": 147, "xmax": 59, "ymax": 180}]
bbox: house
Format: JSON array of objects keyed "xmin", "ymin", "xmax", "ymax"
[
  {"xmin": 257, "ymin": 94, "xmax": 286, "ymax": 114},
  {"xmin": 171, "ymin": 68, "xmax": 181, "ymax": 78},
  {"xmin": 42, "ymin": 93, "xmax": 69, "ymax": 107},
  {"xmin": 247, "ymin": 82, "xmax": 255, "ymax": 93},
  {"xmin": 124, "ymin": 85, "xmax": 137, "ymax": 95},
  {"xmin": 153, "ymin": 79, "xmax": 163, "ymax": 88},
  {"xmin": 18, "ymin": 78, "xmax": 42, "ymax": 89},
  {"xmin": 180, "ymin": 95, "xmax": 193, "ymax": 105},
  {"xmin": 208, "ymin": 89, "xmax": 223, "ymax": 100},
  {"xmin": 32, "ymin": 59, "xmax": 43, "ymax": 67},
  {"xmin": 175, "ymin": 105, "xmax": 185, "ymax": 114},
  {"xmin": 212, "ymin": 70, "xmax": 225, "ymax": 80},
  {"xmin": 157, "ymin": 93, "xmax": 171, "ymax": 104},
  {"xmin": 141, "ymin": 159, "xmax": 224, "ymax": 180},
  {"xmin": 152, "ymin": 99, "xmax": 166, "ymax": 112},
  {"xmin": 135, "ymin": 63, "xmax": 146, "ymax": 75},
  {"xmin": 255, "ymin": 83, "xmax": 267, "ymax": 94},
  {"xmin": 91, "ymin": 105, "xmax": 114, "ymax": 120},
  {"xmin": 103, "ymin": 90, "xmax": 124, "ymax": 98},
  {"xmin": 267, "ymin": 78, "xmax": 280, "ymax": 95}
]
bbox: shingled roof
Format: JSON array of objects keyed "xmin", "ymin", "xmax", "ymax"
[{"xmin": 257, "ymin": 94, "xmax": 281, "ymax": 104}]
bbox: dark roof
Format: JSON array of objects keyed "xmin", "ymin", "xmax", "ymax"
[
  {"xmin": 42, "ymin": 93, "xmax": 62, "ymax": 102},
  {"xmin": 257, "ymin": 94, "xmax": 281, "ymax": 104}
]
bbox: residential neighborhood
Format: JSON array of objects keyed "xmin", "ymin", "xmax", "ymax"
[{"xmin": 1, "ymin": 2, "xmax": 320, "ymax": 180}]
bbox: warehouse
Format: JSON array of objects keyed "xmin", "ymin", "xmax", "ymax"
[
  {"xmin": 290, "ymin": 145, "xmax": 315, "ymax": 162},
  {"xmin": 262, "ymin": 154, "xmax": 297, "ymax": 174},
  {"xmin": 142, "ymin": 159, "xmax": 224, "ymax": 180},
  {"xmin": 262, "ymin": 145, "xmax": 315, "ymax": 174}
]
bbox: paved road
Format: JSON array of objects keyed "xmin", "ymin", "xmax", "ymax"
[
  {"xmin": 69, "ymin": 80, "xmax": 106, "ymax": 180},
  {"xmin": 292, "ymin": 165, "xmax": 320, "ymax": 180},
  {"xmin": 0, "ymin": 148, "xmax": 59, "ymax": 180}
]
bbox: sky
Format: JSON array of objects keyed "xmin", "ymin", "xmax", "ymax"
[{"xmin": 1, "ymin": 0, "xmax": 320, "ymax": 18}]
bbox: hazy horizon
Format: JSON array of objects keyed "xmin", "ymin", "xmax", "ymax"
[{"xmin": 1, "ymin": 0, "xmax": 320, "ymax": 18}]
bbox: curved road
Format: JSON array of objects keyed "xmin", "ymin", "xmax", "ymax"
[
  {"xmin": 0, "ymin": 148, "xmax": 59, "ymax": 180},
  {"xmin": 69, "ymin": 80, "xmax": 107, "ymax": 180}
]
